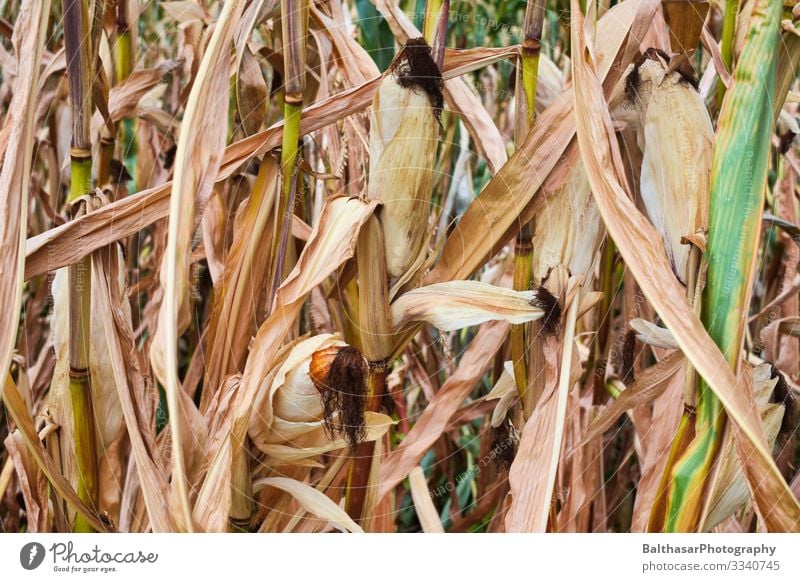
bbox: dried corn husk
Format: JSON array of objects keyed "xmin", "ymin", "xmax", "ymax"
[
  {"xmin": 532, "ymin": 163, "xmax": 604, "ymax": 286},
  {"xmin": 661, "ymin": 0, "xmax": 709, "ymax": 55},
  {"xmin": 390, "ymin": 280, "xmax": 560, "ymax": 332},
  {"xmin": 248, "ymin": 335, "xmax": 392, "ymax": 465},
  {"xmin": 47, "ymin": 256, "xmax": 127, "ymax": 520},
  {"xmin": 368, "ymin": 38, "xmax": 442, "ymax": 278},
  {"xmin": 626, "ymin": 49, "xmax": 714, "ymax": 283},
  {"xmin": 486, "ymin": 361, "xmax": 517, "ymax": 428},
  {"xmin": 48, "ymin": 262, "xmax": 126, "ymax": 461}
]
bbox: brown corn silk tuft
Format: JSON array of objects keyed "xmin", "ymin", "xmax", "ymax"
[{"xmin": 310, "ymin": 346, "xmax": 369, "ymax": 448}]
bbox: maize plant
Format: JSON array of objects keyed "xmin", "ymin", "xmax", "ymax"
[{"xmin": 0, "ymin": 0, "xmax": 799, "ymax": 536}]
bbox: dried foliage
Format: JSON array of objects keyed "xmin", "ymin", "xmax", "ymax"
[{"xmin": 1, "ymin": 0, "xmax": 799, "ymax": 534}]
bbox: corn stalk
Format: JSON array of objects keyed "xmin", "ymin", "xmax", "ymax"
[
  {"xmin": 510, "ymin": 0, "xmax": 546, "ymax": 415},
  {"xmin": 269, "ymin": 0, "xmax": 309, "ymax": 306},
  {"xmin": 98, "ymin": 0, "xmax": 133, "ymax": 188},
  {"xmin": 664, "ymin": 0, "xmax": 783, "ymax": 532},
  {"xmin": 63, "ymin": 0, "xmax": 98, "ymax": 533},
  {"xmin": 717, "ymin": 0, "xmax": 738, "ymax": 104}
]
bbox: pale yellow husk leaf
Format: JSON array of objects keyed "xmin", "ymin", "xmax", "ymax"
[{"xmin": 390, "ymin": 280, "xmax": 548, "ymax": 331}]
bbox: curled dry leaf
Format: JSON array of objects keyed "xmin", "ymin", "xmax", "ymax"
[
  {"xmin": 253, "ymin": 477, "xmax": 363, "ymax": 533},
  {"xmin": 390, "ymin": 280, "xmax": 561, "ymax": 332}
]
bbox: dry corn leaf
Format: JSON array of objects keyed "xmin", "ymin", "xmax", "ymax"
[
  {"xmin": 390, "ymin": 280, "xmax": 556, "ymax": 331},
  {"xmin": 254, "ymin": 477, "xmax": 363, "ymax": 533},
  {"xmin": 0, "ymin": 0, "xmax": 49, "ymax": 392},
  {"xmin": 4, "ymin": 431, "xmax": 48, "ymax": 532},
  {"xmin": 206, "ymin": 158, "xmax": 278, "ymax": 402},
  {"xmin": 236, "ymin": 47, "xmax": 268, "ymax": 136},
  {"xmin": 150, "ymin": 0, "xmax": 247, "ymax": 531},
  {"xmin": 409, "ymin": 466, "xmax": 444, "ymax": 533},
  {"xmin": 92, "ymin": 245, "xmax": 175, "ymax": 532},
  {"xmin": 505, "ymin": 280, "xmax": 580, "ymax": 532}
]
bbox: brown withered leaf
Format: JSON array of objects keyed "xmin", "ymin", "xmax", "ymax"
[
  {"xmin": 150, "ymin": 0, "xmax": 248, "ymax": 532},
  {"xmin": 0, "ymin": 0, "xmax": 50, "ymax": 395},
  {"xmin": 25, "ymin": 53, "xmax": 505, "ymax": 279}
]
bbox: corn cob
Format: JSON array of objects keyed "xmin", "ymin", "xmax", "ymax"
[
  {"xmin": 625, "ymin": 49, "xmax": 714, "ymax": 284},
  {"xmin": 368, "ymin": 38, "xmax": 443, "ymax": 278}
]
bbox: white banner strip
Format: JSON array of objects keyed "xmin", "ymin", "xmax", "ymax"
[{"xmin": 1, "ymin": 533, "xmax": 798, "ymax": 581}]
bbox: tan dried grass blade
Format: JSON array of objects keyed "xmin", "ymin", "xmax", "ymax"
[
  {"xmin": 409, "ymin": 466, "xmax": 444, "ymax": 533},
  {"xmin": 254, "ymin": 477, "xmax": 363, "ymax": 533},
  {"xmin": 505, "ymin": 284, "xmax": 579, "ymax": 532},
  {"xmin": 150, "ymin": 0, "xmax": 247, "ymax": 531},
  {"xmin": 0, "ymin": 0, "xmax": 49, "ymax": 391}
]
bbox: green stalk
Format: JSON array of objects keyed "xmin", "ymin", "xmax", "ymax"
[
  {"xmin": 117, "ymin": 0, "xmax": 135, "ymax": 180},
  {"xmin": 664, "ymin": 0, "xmax": 782, "ymax": 532},
  {"xmin": 99, "ymin": 0, "xmax": 133, "ymax": 188},
  {"xmin": 63, "ymin": 0, "xmax": 97, "ymax": 533},
  {"xmin": 267, "ymin": 99, "xmax": 302, "ymax": 304},
  {"xmin": 423, "ymin": 0, "xmax": 443, "ymax": 42},
  {"xmin": 510, "ymin": 0, "xmax": 546, "ymax": 410},
  {"xmin": 68, "ymin": 157, "xmax": 97, "ymax": 534},
  {"xmin": 717, "ymin": 0, "xmax": 738, "ymax": 105},
  {"xmin": 111, "ymin": 0, "xmax": 134, "ymax": 182},
  {"xmin": 268, "ymin": 0, "xmax": 308, "ymax": 307}
]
